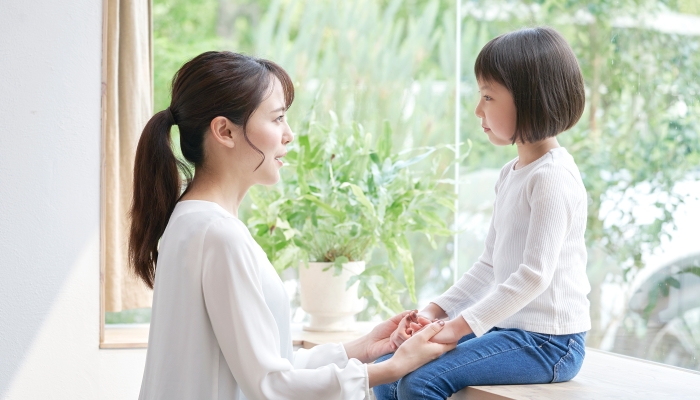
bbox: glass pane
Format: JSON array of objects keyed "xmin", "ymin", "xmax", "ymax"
[
  {"xmin": 232, "ymin": 0, "xmax": 458, "ymax": 320},
  {"xmin": 143, "ymin": 0, "xmax": 460, "ymax": 324},
  {"xmin": 455, "ymin": 0, "xmax": 700, "ymax": 371}
]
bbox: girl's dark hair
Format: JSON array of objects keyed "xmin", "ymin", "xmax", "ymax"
[
  {"xmin": 129, "ymin": 51, "xmax": 294, "ymax": 288},
  {"xmin": 474, "ymin": 27, "xmax": 585, "ymax": 144}
]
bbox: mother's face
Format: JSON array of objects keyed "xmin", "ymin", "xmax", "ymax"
[{"xmin": 238, "ymin": 76, "xmax": 294, "ymax": 186}]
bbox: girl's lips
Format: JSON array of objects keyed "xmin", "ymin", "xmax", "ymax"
[{"xmin": 482, "ymin": 127, "xmax": 491, "ymax": 132}]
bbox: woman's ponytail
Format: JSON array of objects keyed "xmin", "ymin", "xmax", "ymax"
[
  {"xmin": 127, "ymin": 51, "xmax": 295, "ymax": 289},
  {"xmin": 128, "ymin": 109, "xmax": 182, "ymax": 288}
]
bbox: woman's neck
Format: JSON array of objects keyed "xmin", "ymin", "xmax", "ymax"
[
  {"xmin": 514, "ymin": 137, "xmax": 560, "ymax": 170},
  {"xmin": 179, "ymin": 167, "xmax": 250, "ymax": 217}
]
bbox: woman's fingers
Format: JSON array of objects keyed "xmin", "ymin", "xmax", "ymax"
[{"xmin": 392, "ymin": 321, "xmax": 457, "ymax": 374}]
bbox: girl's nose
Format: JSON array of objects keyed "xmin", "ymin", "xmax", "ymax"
[{"xmin": 475, "ymin": 100, "xmax": 484, "ymax": 119}]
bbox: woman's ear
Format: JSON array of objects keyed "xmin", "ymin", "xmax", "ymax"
[{"xmin": 209, "ymin": 116, "xmax": 238, "ymax": 149}]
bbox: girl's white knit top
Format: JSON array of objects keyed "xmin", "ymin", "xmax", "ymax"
[
  {"xmin": 138, "ymin": 200, "xmax": 370, "ymax": 400},
  {"xmin": 434, "ymin": 147, "xmax": 591, "ymax": 337}
]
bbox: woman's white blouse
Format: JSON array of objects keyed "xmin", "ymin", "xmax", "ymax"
[{"xmin": 138, "ymin": 200, "xmax": 370, "ymax": 400}]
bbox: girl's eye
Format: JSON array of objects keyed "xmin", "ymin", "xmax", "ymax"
[
  {"xmin": 276, "ymin": 115, "xmax": 285, "ymax": 122},
  {"xmin": 483, "ymin": 95, "xmax": 492, "ymax": 101}
]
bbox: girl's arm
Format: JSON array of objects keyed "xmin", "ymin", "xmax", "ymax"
[
  {"xmin": 429, "ymin": 166, "xmax": 509, "ymax": 321},
  {"xmin": 418, "ymin": 302, "xmax": 448, "ymax": 321},
  {"xmin": 458, "ymin": 165, "xmax": 586, "ymax": 337},
  {"xmin": 429, "ymin": 214, "xmax": 498, "ymax": 319}
]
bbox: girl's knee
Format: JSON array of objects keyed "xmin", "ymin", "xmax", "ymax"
[
  {"xmin": 373, "ymin": 381, "xmax": 397, "ymax": 400},
  {"xmin": 397, "ymin": 372, "xmax": 446, "ymax": 400}
]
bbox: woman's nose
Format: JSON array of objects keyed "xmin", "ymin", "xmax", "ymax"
[{"xmin": 283, "ymin": 125, "xmax": 294, "ymax": 144}]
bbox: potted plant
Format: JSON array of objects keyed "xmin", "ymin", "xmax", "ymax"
[{"xmin": 246, "ymin": 110, "xmax": 462, "ymax": 331}]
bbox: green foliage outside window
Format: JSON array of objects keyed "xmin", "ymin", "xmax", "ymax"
[{"xmin": 151, "ymin": 0, "xmax": 700, "ymax": 364}]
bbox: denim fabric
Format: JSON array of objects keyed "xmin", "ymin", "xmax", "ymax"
[{"xmin": 373, "ymin": 328, "xmax": 586, "ymax": 400}]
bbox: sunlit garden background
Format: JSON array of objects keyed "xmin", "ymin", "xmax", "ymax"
[{"xmin": 107, "ymin": 0, "xmax": 700, "ymax": 371}]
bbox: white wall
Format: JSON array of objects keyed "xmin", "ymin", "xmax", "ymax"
[{"xmin": 0, "ymin": 1, "xmax": 146, "ymax": 399}]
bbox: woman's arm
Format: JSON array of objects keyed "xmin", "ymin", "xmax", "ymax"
[{"xmin": 202, "ymin": 219, "xmax": 369, "ymax": 399}]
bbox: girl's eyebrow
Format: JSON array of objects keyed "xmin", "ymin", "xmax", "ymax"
[{"xmin": 479, "ymin": 84, "xmax": 492, "ymax": 91}]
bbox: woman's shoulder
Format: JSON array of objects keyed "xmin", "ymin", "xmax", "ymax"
[{"xmin": 170, "ymin": 200, "xmax": 251, "ymax": 244}]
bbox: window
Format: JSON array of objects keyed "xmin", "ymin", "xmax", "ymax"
[{"xmin": 106, "ymin": 0, "xmax": 700, "ymax": 372}]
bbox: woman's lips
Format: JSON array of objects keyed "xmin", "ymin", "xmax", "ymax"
[{"xmin": 274, "ymin": 153, "xmax": 287, "ymax": 166}]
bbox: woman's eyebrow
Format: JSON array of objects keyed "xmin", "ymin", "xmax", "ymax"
[{"xmin": 270, "ymin": 106, "xmax": 286, "ymax": 113}]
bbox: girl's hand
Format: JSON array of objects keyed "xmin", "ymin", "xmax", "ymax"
[
  {"xmin": 429, "ymin": 316, "xmax": 472, "ymax": 344},
  {"xmin": 389, "ymin": 310, "xmax": 432, "ymax": 349},
  {"xmin": 368, "ymin": 321, "xmax": 457, "ymax": 387}
]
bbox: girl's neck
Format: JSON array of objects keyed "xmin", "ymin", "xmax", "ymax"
[
  {"xmin": 179, "ymin": 166, "xmax": 250, "ymax": 217},
  {"xmin": 514, "ymin": 137, "xmax": 560, "ymax": 170}
]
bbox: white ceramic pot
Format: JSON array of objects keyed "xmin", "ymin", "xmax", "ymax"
[{"xmin": 299, "ymin": 261, "xmax": 366, "ymax": 332}]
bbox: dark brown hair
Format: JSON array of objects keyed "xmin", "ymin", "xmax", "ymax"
[
  {"xmin": 129, "ymin": 51, "xmax": 294, "ymax": 288},
  {"xmin": 474, "ymin": 26, "xmax": 585, "ymax": 144}
]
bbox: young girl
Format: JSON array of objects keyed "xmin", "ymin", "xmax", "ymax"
[
  {"xmin": 374, "ymin": 27, "xmax": 591, "ymax": 400},
  {"xmin": 131, "ymin": 51, "xmax": 454, "ymax": 400}
]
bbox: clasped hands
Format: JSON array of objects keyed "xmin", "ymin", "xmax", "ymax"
[{"xmin": 389, "ymin": 310, "xmax": 472, "ymax": 350}]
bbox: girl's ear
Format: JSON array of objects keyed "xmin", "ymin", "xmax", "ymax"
[{"xmin": 209, "ymin": 116, "xmax": 238, "ymax": 149}]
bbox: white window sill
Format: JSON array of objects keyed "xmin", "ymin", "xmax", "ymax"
[{"xmin": 101, "ymin": 323, "xmax": 700, "ymax": 399}]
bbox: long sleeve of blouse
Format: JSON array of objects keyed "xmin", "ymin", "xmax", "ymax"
[{"xmin": 201, "ymin": 217, "xmax": 370, "ymax": 400}]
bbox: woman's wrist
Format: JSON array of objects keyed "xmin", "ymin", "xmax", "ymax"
[
  {"xmin": 342, "ymin": 336, "xmax": 370, "ymax": 363},
  {"xmin": 367, "ymin": 359, "xmax": 402, "ymax": 387}
]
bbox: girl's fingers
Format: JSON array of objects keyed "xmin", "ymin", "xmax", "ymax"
[
  {"xmin": 416, "ymin": 315, "xmax": 433, "ymax": 326},
  {"xmin": 409, "ymin": 322, "xmax": 424, "ymax": 333}
]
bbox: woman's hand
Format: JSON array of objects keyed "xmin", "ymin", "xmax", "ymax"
[
  {"xmin": 429, "ymin": 315, "xmax": 473, "ymax": 344},
  {"xmin": 343, "ymin": 310, "xmax": 413, "ymax": 363},
  {"xmin": 389, "ymin": 310, "xmax": 432, "ymax": 349},
  {"xmin": 389, "ymin": 303, "xmax": 448, "ymax": 349},
  {"xmin": 367, "ymin": 321, "xmax": 457, "ymax": 387}
]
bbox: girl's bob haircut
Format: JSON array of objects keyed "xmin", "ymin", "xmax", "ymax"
[{"xmin": 475, "ymin": 27, "xmax": 585, "ymax": 144}]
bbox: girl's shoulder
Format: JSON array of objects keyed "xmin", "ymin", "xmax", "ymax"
[
  {"xmin": 525, "ymin": 149, "xmax": 587, "ymax": 199},
  {"xmin": 534, "ymin": 148, "xmax": 583, "ymax": 184}
]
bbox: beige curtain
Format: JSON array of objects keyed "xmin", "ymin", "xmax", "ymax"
[{"xmin": 103, "ymin": 0, "xmax": 154, "ymax": 312}]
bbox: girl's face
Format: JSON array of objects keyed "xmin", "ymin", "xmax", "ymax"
[
  {"xmin": 243, "ymin": 76, "xmax": 294, "ymax": 185},
  {"xmin": 475, "ymin": 79, "xmax": 517, "ymax": 146}
]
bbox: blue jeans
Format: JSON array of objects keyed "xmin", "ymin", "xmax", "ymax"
[{"xmin": 374, "ymin": 327, "xmax": 586, "ymax": 400}]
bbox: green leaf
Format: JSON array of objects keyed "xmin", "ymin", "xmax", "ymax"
[
  {"xmin": 301, "ymin": 194, "xmax": 345, "ymax": 218},
  {"xmin": 377, "ymin": 120, "xmax": 393, "ymax": 161},
  {"xmin": 396, "ymin": 234, "xmax": 416, "ymax": 303},
  {"xmin": 340, "ymin": 182, "xmax": 376, "ymax": 218}
]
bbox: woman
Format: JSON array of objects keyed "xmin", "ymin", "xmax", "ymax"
[{"xmin": 130, "ymin": 51, "xmax": 454, "ymax": 400}]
